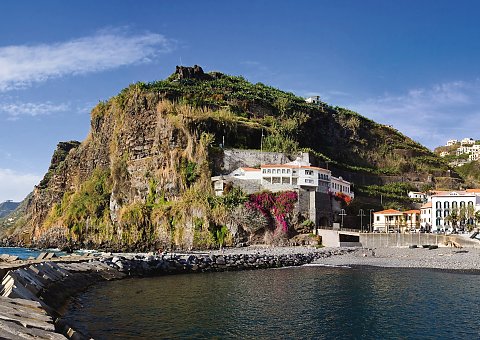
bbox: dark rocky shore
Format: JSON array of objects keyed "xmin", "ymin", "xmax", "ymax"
[{"xmin": 104, "ymin": 248, "xmax": 354, "ymax": 276}]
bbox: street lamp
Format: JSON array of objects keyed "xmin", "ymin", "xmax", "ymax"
[
  {"xmin": 368, "ymin": 209, "xmax": 375, "ymax": 233},
  {"xmin": 339, "ymin": 209, "xmax": 346, "ymax": 229},
  {"xmin": 358, "ymin": 209, "xmax": 366, "ymax": 232}
]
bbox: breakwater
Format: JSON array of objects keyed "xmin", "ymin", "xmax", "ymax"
[
  {"xmin": 0, "ymin": 247, "xmax": 353, "ymax": 339},
  {"xmin": 104, "ymin": 248, "xmax": 353, "ymax": 276}
]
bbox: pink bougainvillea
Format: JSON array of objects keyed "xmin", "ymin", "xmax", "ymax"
[{"xmin": 245, "ymin": 191, "xmax": 298, "ymax": 232}]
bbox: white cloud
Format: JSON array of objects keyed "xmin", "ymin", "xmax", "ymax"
[
  {"xmin": 0, "ymin": 101, "xmax": 69, "ymax": 118},
  {"xmin": 0, "ymin": 29, "xmax": 174, "ymax": 91},
  {"xmin": 345, "ymin": 80, "xmax": 480, "ymax": 149},
  {"xmin": 0, "ymin": 169, "xmax": 41, "ymax": 202}
]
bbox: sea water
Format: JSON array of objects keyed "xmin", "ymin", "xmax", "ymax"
[{"xmin": 63, "ymin": 266, "xmax": 480, "ymax": 339}]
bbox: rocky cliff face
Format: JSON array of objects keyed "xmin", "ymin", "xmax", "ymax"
[{"xmin": 2, "ymin": 66, "xmax": 463, "ymax": 250}]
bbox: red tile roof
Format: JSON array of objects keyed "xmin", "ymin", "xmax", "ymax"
[
  {"xmin": 374, "ymin": 209, "xmax": 402, "ymax": 215},
  {"xmin": 261, "ymin": 164, "xmax": 329, "ymax": 171},
  {"xmin": 420, "ymin": 202, "xmax": 432, "ymax": 209},
  {"xmin": 240, "ymin": 167, "xmax": 260, "ymax": 172},
  {"xmin": 466, "ymin": 188, "xmax": 480, "ymax": 193}
]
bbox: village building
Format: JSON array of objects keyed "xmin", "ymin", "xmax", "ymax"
[
  {"xmin": 445, "ymin": 139, "xmax": 458, "ymax": 146},
  {"xmin": 373, "ymin": 209, "xmax": 403, "ymax": 232},
  {"xmin": 305, "ymin": 96, "xmax": 321, "ymax": 105},
  {"xmin": 431, "ymin": 191, "xmax": 480, "ymax": 231},
  {"xmin": 212, "ymin": 158, "xmax": 354, "ymax": 227},
  {"xmin": 420, "ymin": 202, "xmax": 432, "ymax": 230},
  {"xmin": 373, "ymin": 209, "xmax": 421, "ymax": 233},
  {"xmin": 408, "ymin": 191, "xmax": 426, "ymax": 201},
  {"xmin": 460, "ymin": 137, "xmax": 475, "ymax": 146}
]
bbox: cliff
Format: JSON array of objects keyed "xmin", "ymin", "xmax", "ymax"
[{"xmin": 1, "ymin": 65, "xmax": 462, "ymax": 250}]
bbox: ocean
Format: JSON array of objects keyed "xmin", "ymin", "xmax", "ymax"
[{"xmin": 62, "ymin": 265, "xmax": 480, "ymax": 339}]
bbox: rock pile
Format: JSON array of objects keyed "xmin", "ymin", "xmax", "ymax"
[{"xmin": 101, "ymin": 248, "xmax": 353, "ymax": 276}]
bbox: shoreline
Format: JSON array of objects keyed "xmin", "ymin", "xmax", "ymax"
[{"xmin": 311, "ymin": 246, "xmax": 480, "ymax": 271}]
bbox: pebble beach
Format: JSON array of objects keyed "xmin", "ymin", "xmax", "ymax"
[{"xmin": 312, "ymin": 246, "xmax": 480, "ymax": 271}]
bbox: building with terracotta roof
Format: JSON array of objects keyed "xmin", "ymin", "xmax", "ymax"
[
  {"xmin": 214, "ymin": 158, "xmax": 353, "ymax": 198},
  {"xmin": 373, "ymin": 209, "xmax": 420, "ymax": 233},
  {"xmin": 211, "ymin": 157, "xmax": 354, "ymax": 228},
  {"xmin": 373, "ymin": 209, "xmax": 403, "ymax": 232},
  {"xmin": 420, "ymin": 202, "xmax": 432, "ymax": 230},
  {"xmin": 431, "ymin": 191, "xmax": 480, "ymax": 231}
]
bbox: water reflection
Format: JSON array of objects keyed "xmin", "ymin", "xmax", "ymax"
[{"xmin": 64, "ymin": 267, "xmax": 480, "ymax": 339}]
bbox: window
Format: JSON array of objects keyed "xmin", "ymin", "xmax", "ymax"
[
  {"xmin": 436, "ymin": 201, "xmax": 441, "ymax": 209},
  {"xmin": 468, "ymin": 201, "xmax": 474, "ymax": 207},
  {"xmin": 286, "ymin": 169, "xmax": 290, "ymax": 174},
  {"xmin": 376, "ymin": 216, "xmax": 380, "ymax": 221},
  {"xmin": 452, "ymin": 201, "xmax": 457, "ymax": 209},
  {"xmin": 460, "ymin": 201, "xmax": 465, "ymax": 208},
  {"xmin": 262, "ymin": 169, "xmax": 266, "ymax": 174},
  {"xmin": 444, "ymin": 210, "xmax": 449, "ymax": 217},
  {"xmin": 444, "ymin": 201, "xmax": 449, "ymax": 209},
  {"xmin": 436, "ymin": 210, "xmax": 442, "ymax": 217},
  {"xmin": 305, "ymin": 170, "xmax": 313, "ymax": 176},
  {"xmin": 282, "ymin": 169, "xmax": 285, "ymax": 174},
  {"xmin": 267, "ymin": 169, "xmax": 271, "ymax": 174},
  {"xmin": 436, "ymin": 218, "xmax": 441, "ymax": 226}
]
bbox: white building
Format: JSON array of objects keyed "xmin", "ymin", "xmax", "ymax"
[
  {"xmin": 408, "ymin": 191, "xmax": 426, "ymax": 201},
  {"xmin": 456, "ymin": 146, "xmax": 472, "ymax": 156},
  {"xmin": 260, "ymin": 159, "xmax": 353, "ymax": 198},
  {"xmin": 373, "ymin": 209, "xmax": 420, "ymax": 233},
  {"xmin": 420, "ymin": 202, "xmax": 432, "ymax": 230},
  {"xmin": 330, "ymin": 176, "xmax": 353, "ymax": 197},
  {"xmin": 446, "ymin": 139, "xmax": 458, "ymax": 147},
  {"xmin": 373, "ymin": 209, "xmax": 403, "ymax": 232},
  {"xmin": 229, "ymin": 167, "xmax": 263, "ymax": 180},
  {"xmin": 461, "ymin": 138, "xmax": 475, "ymax": 146},
  {"xmin": 431, "ymin": 191, "xmax": 480, "ymax": 231},
  {"xmin": 305, "ymin": 96, "xmax": 321, "ymax": 104},
  {"xmin": 212, "ymin": 159, "xmax": 353, "ymax": 199}
]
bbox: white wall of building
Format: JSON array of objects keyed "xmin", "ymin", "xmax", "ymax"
[{"xmin": 431, "ymin": 192, "xmax": 480, "ymax": 230}]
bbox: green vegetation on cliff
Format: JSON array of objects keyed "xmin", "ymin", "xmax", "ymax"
[{"xmin": 2, "ymin": 66, "xmax": 461, "ymax": 250}]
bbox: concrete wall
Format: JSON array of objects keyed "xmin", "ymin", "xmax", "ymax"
[
  {"xmin": 359, "ymin": 233, "xmax": 480, "ymax": 248},
  {"xmin": 297, "ymin": 190, "xmax": 332, "ymax": 226},
  {"xmin": 221, "ymin": 149, "xmax": 294, "ymax": 174}
]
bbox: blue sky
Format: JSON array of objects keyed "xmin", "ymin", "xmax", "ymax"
[{"xmin": 1, "ymin": 0, "xmax": 480, "ymax": 201}]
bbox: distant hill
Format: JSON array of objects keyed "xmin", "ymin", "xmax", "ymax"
[
  {"xmin": 433, "ymin": 141, "xmax": 480, "ymax": 187},
  {"xmin": 0, "ymin": 201, "xmax": 20, "ymax": 218}
]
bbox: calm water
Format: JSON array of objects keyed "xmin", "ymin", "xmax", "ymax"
[
  {"xmin": 0, "ymin": 247, "xmax": 49, "ymax": 259},
  {"xmin": 64, "ymin": 266, "xmax": 480, "ymax": 339}
]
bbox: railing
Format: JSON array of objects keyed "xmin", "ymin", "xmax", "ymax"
[{"xmin": 316, "ymin": 226, "xmax": 360, "ymax": 233}]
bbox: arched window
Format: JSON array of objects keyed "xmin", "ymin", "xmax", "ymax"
[
  {"xmin": 436, "ymin": 210, "xmax": 442, "ymax": 217},
  {"xmin": 444, "ymin": 201, "xmax": 449, "ymax": 209},
  {"xmin": 452, "ymin": 201, "xmax": 458, "ymax": 209},
  {"xmin": 460, "ymin": 201, "xmax": 466, "ymax": 208},
  {"xmin": 436, "ymin": 201, "xmax": 441, "ymax": 209},
  {"xmin": 444, "ymin": 210, "xmax": 449, "ymax": 217},
  {"xmin": 468, "ymin": 201, "xmax": 474, "ymax": 207},
  {"xmin": 436, "ymin": 218, "xmax": 441, "ymax": 226}
]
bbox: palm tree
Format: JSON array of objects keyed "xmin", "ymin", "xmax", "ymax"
[
  {"xmin": 467, "ymin": 205, "xmax": 475, "ymax": 226},
  {"xmin": 475, "ymin": 210, "xmax": 480, "ymax": 227}
]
